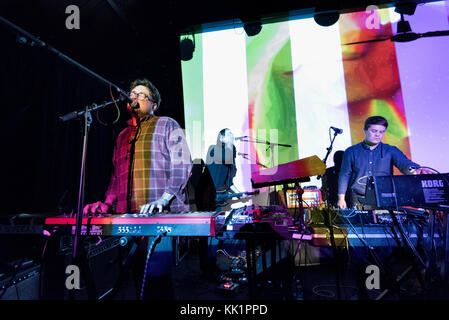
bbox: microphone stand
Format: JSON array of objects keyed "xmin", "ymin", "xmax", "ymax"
[
  {"xmin": 238, "ymin": 137, "xmax": 291, "ymax": 168},
  {"xmin": 74, "ymin": 106, "xmax": 91, "ymax": 261},
  {"xmin": 237, "ymin": 152, "xmax": 268, "ymax": 168},
  {"xmin": 239, "ymin": 137, "xmax": 292, "ymax": 209},
  {"xmin": 59, "ymin": 99, "xmax": 124, "ymax": 122},
  {"xmin": 317, "ymin": 129, "xmax": 340, "ymax": 180},
  {"xmin": 59, "ymin": 99, "xmax": 123, "ymax": 261},
  {"xmin": 319, "ymin": 129, "xmax": 342, "ymax": 298}
]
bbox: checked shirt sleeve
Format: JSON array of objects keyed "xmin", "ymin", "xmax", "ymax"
[{"xmin": 164, "ymin": 118, "xmax": 193, "ymax": 201}]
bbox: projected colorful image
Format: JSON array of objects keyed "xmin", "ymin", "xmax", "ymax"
[{"xmin": 181, "ymin": 1, "xmax": 449, "ymax": 200}]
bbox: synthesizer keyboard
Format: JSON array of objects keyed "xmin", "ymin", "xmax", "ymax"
[{"xmin": 44, "ymin": 211, "xmax": 222, "ymax": 237}]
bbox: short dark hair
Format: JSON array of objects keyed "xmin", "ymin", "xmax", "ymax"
[
  {"xmin": 130, "ymin": 78, "xmax": 162, "ymax": 109},
  {"xmin": 364, "ymin": 116, "xmax": 388, "ymax": 130}
]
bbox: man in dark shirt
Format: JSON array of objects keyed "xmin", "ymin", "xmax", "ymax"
[{"xmin": 338, "ymin": 115, "xmax": 433, "ymax": 209}]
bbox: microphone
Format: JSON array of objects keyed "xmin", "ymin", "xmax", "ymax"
[
  {"xmin": 238, "ymin": 152, "xmax": 251, "ymax": 161},
  {"xmin": 117, "ymin": 88, "xmax": 139, "ymax": 109},
  {"xmin": 330, "ymin": 126, "xmax": 343, "ymax": 134},
  {"xmin": 130, "ymin": 100, "xmax": 139, "ymax": 109},
  {"xmin": 234, "ymin": 136, "xmax": 248, "ymax": 141},
  {"xmin": 116, "ymin": 88, "xmax": 133, "ymax": 103}
]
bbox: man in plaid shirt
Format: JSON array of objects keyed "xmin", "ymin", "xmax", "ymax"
[
  {"xmin": 84, "ymin": 79, "xmax": 192, "ymax": 215},
  {"xmin": 83, "ymin": 78, "xmax": 193, "ymax": 299}
]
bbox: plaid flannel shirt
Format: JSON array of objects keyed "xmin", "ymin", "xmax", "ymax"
[{"xmin": 104, "ymin": 116, "xmax": 192, "ymax": 213}]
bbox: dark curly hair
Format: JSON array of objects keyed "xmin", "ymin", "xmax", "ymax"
[{"xmin": 130, "ymin": 78, "xmax": 162, "ymax": 109}]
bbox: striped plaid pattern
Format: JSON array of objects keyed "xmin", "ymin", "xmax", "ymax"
[
  {"xmin": 130, "ymin": 116, "xmax": 158, "ymax": 211},
  {"xmin": 104, "ymin": 116, "xmax": 192, "ymax": 213}
]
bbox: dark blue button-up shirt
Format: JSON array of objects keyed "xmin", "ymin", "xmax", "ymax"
[{"xmin": 338, "ymin": 141, "xmax": 419, "ymax": 196}]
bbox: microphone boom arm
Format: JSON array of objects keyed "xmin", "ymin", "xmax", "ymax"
[
  {"xmin": 238, "ymin": 138, "xmax": 292, "ymax": 148},
  {"xmin": 59, "ymin": 98, "xmax": 124, "ymax": 122},
  {"xmin": 317, "ymin": 128, "xmax": 341, "ymax": 180}
]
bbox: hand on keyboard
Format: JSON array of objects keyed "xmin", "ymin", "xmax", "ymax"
[{"xmin": 83, "ymin": 201, "xmax": 111, "ymax": 216}]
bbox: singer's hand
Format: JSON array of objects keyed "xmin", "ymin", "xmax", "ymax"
[
  {"xmin": 140, "ymin": 199, "xmax": 168, "ymax": 216},
  {"xmin": 139, "ymin": 193, "xmax": 173, "ymax": 216},
  {"xmin": 83, "ymin": 201, "xmax": 111, "ymax": 216}
]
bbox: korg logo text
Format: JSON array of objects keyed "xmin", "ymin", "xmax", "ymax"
[{"xmin": 421, "ymin": 180, "xmax": 444, "ymax": 188}]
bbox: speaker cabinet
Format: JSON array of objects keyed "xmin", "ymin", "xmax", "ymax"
[
  {"xmin": 41, "ymin": 235, "xmax": 125, "ymax": 300},
  {"xmin": 0, "ymin": 261, "xmax": 40, "ymax": 300}
]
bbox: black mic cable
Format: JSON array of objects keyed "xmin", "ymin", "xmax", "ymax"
[{"xmin": 139, "ymin": 231, "xmax": 167, "ymax": 300}]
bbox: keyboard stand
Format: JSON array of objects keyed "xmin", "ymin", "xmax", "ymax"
[{"xmin": 375, "ymin": 210, "xmax": 426, "ymax": 300}]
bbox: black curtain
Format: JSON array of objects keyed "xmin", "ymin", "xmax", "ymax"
[{"xmin": 0, "ymin": 25, "xmax": 130, "ymax": 215}]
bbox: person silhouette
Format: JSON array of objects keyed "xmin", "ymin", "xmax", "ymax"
[
  {"xmin": 205, "ymin": 128, "xmax": 240, "ymax": 209},
  {"xmin": 322, "ymin": 150, "xmax": 345, "ymax": 207}
]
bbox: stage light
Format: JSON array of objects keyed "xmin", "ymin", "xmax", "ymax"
[
  {"xmin": 241, "ymin": 14, "xmax": 262, "ymax": 37},
  {"xmin": 313, "ymin": 11, "xmax": 340, "ymax": 27},
  {"xmin": 397, "ymin": 18, "xmax": 412, "ymax": 33},
  {"xmin": 180, "ymin": 37, "xmax": 195, "ymax": 61},
  {"xmin": 243, "ymin": 21, "xmax": 262, "ymax": 37}
]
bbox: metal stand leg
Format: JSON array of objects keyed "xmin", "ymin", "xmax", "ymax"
[
  {"xmin": 245, "ymin": 239, "xmax": 256, "ymax": 299},
  {"xmin": 375, "ymin": 210, "xmax": 426, "ymax": 299},
  {"xmin": 441, "ymin": 212, "xmax": 449, "ymax": 282},
  {"xmin": 425, "ymin": 210, "xmax": 437, "ymax": 283}
]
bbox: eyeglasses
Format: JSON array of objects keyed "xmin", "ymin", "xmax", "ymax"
[{"xmin": 129, "ymin": 90, "xmax": 154, "ymax": 102}]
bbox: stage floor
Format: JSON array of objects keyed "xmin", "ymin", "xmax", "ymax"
[{"xmin": 109, "ymin": 239, "xmax": 447, "ymax": 301}]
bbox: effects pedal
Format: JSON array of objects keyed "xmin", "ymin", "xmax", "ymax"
[{"xmin": 216, "ymin": 281, "xmax": 239, "ymax": 293}]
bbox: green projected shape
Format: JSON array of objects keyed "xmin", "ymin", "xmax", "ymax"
[
  {"xmin": 246, "ymin": 23, "xmax": 299, "ymax": 168},
  {"xmin": 181, "ymin": 34, "xmax": 204, "ymax": 161}
]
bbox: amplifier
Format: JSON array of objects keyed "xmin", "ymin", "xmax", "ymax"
[
  {"xmin": 286, "ymin": 188, "xmax": 323, "ymax": 208},
  {"xmin": 0, "ymin": 261, "xmax": 40, "ymax": 300},
  {"xmin": 41, "ymin": 235, "xmax": 124, "ymax": 300}
]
